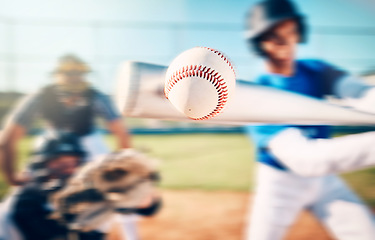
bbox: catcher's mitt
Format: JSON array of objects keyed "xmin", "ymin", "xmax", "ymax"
[{"xmin": 50, "ymin": 148, "xmax": 160, "ymax": 231}]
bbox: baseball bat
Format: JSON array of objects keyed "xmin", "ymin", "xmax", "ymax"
[{"xmin": 114, "ymin": 61, "xmax": 375, "ymax": 126}]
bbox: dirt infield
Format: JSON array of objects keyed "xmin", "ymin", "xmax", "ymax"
[{"xmin": 139, "ymin": 190, "xmax": 334, "ymax": 240}]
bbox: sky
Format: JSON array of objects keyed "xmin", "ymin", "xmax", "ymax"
[{"xmin": 1, "ymin": 0, "xmax": 375, "ymax": 93}]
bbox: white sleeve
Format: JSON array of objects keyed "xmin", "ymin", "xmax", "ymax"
[
  {"xmin": 343, "ymin": 88, "xmax": 375, "ymax": 114},
  {"xmin": 333, "ymin": 75, "xmax": 372, "ymax": 99},
  {"xmin": 268, "ymin": 128, "xmax": 375, "ymax": 177}
]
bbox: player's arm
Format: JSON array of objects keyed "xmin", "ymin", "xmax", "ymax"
[
  {"xmin": 94, "ymin": 91, "xmax": 132, "ymax": 149},
  {"xmin": 267, "ymin": 128, "xmax": 375, "ymax": 177},
  {"xmin": 336, "ymin": 77, "xmax": 375, "ymax": 114},
  {"xmin": 265, "ymin": 62, "xmax": 375, "ymax": 177},
  {"xmin": 319, "ymin": 60, "xmax": 375, "ymax": 113},
  {"xmin": 0, "ymin": 123, "xmax": 27, "ymax": 185},
  {"xmin": 0, "ymin": 93, "xmax": 39, "ymax": 185},
  {"xmin": 107, "ymin": 118, "xmax": 132, "ymax": 149}
]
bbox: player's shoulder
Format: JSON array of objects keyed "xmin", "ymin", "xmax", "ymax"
[
  {"xmin": 38, "ymin": 84, "xmax": 55, "ymax": 95},
  {"xmin": 297, "ymin": 59, "xmax": 338, "ymax": 72},
  {"xmin": 297, "ymin": 58, "xmax": 325, "ymax": 68},
  {"xmin": 88, "ymin": 87, "xmax": 101, "ymax": 97},
  {"xmin": 90, "ymin": 88, "xmax": 116, "ymax": 107},
  {"xmin": 20, "ymin": 86, "xmax": 47, "ymax": 103},
  {"xmin": 254, "ymin": 71, "xmax": 281, "ymax": 85},
  {"xmin": 90, "ymin": 88, "xmax": 108, "ymax": 100},
  {"xmin": 298, "ymin": 59, "xmax": 348, "ymax": 78}
]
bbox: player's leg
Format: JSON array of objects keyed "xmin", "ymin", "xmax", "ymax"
[
  {"xmin": 245, "ymin": 163, "xmax": 319, "ymax": 240},
  {"xmin": 118, "ymin": 214, "xmax": 140, "ymax": 240},
  {"xmin": 0, "ymin": 190, "xmax": 24, "ymax": 240},
  {"xmin": 311, "ymin": 175, "xmax": 375, "ymax": 240}
]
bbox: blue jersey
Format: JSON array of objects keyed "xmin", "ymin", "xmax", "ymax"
[{"xmin": 244, "ymin": 59, "xmax": 370, "ymax": 170}]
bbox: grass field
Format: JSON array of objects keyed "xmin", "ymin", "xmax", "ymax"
[{"xmin": 1, "ymin": 133, "xmax": 375, "ymax": 207}]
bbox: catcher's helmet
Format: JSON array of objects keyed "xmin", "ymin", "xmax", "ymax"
[
  {"xmin": 245, "ymin": 0, "xmax": 307, "ymax": 56},
  {"xmin": 30, "ymin": 133, "xmax": 86, "ymax": 172},
  {"xmin": 53, "ymin": 54, "xmax": 91, "ymax": 74}
]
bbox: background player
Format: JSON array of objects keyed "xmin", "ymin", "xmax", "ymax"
[
  {"xmin": 0, "ymin": 54, "xmax": 139, "ymax": 239},
  {"xmin": 243, "ymin": 0, "xmax": 375, "ymax": 239}
]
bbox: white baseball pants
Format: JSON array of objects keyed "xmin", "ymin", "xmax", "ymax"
[{"xmin": 246, "ymin": 163, "xmax": 375, "ymax": 240}]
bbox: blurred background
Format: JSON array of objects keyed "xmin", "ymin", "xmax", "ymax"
[
  {"xmin": 1, "ymin": 0, "xmax": 375, "ymax": 239},
  {"xmin": 2, "ymin": 0, "xmax": 375, "ymax": 93}
]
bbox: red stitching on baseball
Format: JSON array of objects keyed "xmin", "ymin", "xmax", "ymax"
[
  {"xmin": 165, "ymin": 47, "xmax": 235, "ymax": 120},
  {"xmin": 165, "ymin": 64, "xmax": 229, "ymax": 120},
  {"xmin": 200, "ymin": 47, "xmax": 236, "ymax": 78}
]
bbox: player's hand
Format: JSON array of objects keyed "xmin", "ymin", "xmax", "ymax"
[
  {"xmin": 345, "ymin": 88, "xmax": 375, "ymax": 114},
  {"xmin": 7, "ymin": 172, "xmax": 31, "ymax": 186},
  {"xmin": 137, "ymin": 191, "xmax": 160, "ymax": 209}
]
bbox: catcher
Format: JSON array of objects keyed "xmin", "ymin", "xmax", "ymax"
[
  {"xmin": 0, "ymin": 133, "xmax": 161, "ymax": 240},
  {"xmin": 0, "ymin": 54, "xmax": 142, "ymax": 239}
]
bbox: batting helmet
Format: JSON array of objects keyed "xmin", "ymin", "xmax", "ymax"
[{"xmin": 245, "ymin": 0, "xmax": 307, "ymax": 56}]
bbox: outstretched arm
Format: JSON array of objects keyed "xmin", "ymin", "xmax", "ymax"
[
  {"xmin": 333, "ymin": 74, "xmax": 375, "ymax": 113},
  {"xmin": 311, "ymin": 60, "xmax": 375, "ymax": 113},
  {"xmin": 268, "ymin": 128, "xmax": 375, "ymax": 177},
  {"xmin": 341, "ymin": 85, "xmax": 375, "ymax": 114}
]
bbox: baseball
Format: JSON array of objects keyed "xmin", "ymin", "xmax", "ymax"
[{"xmin": 164, "ymin": 47, "xmax": 236, "ymax": 120}]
